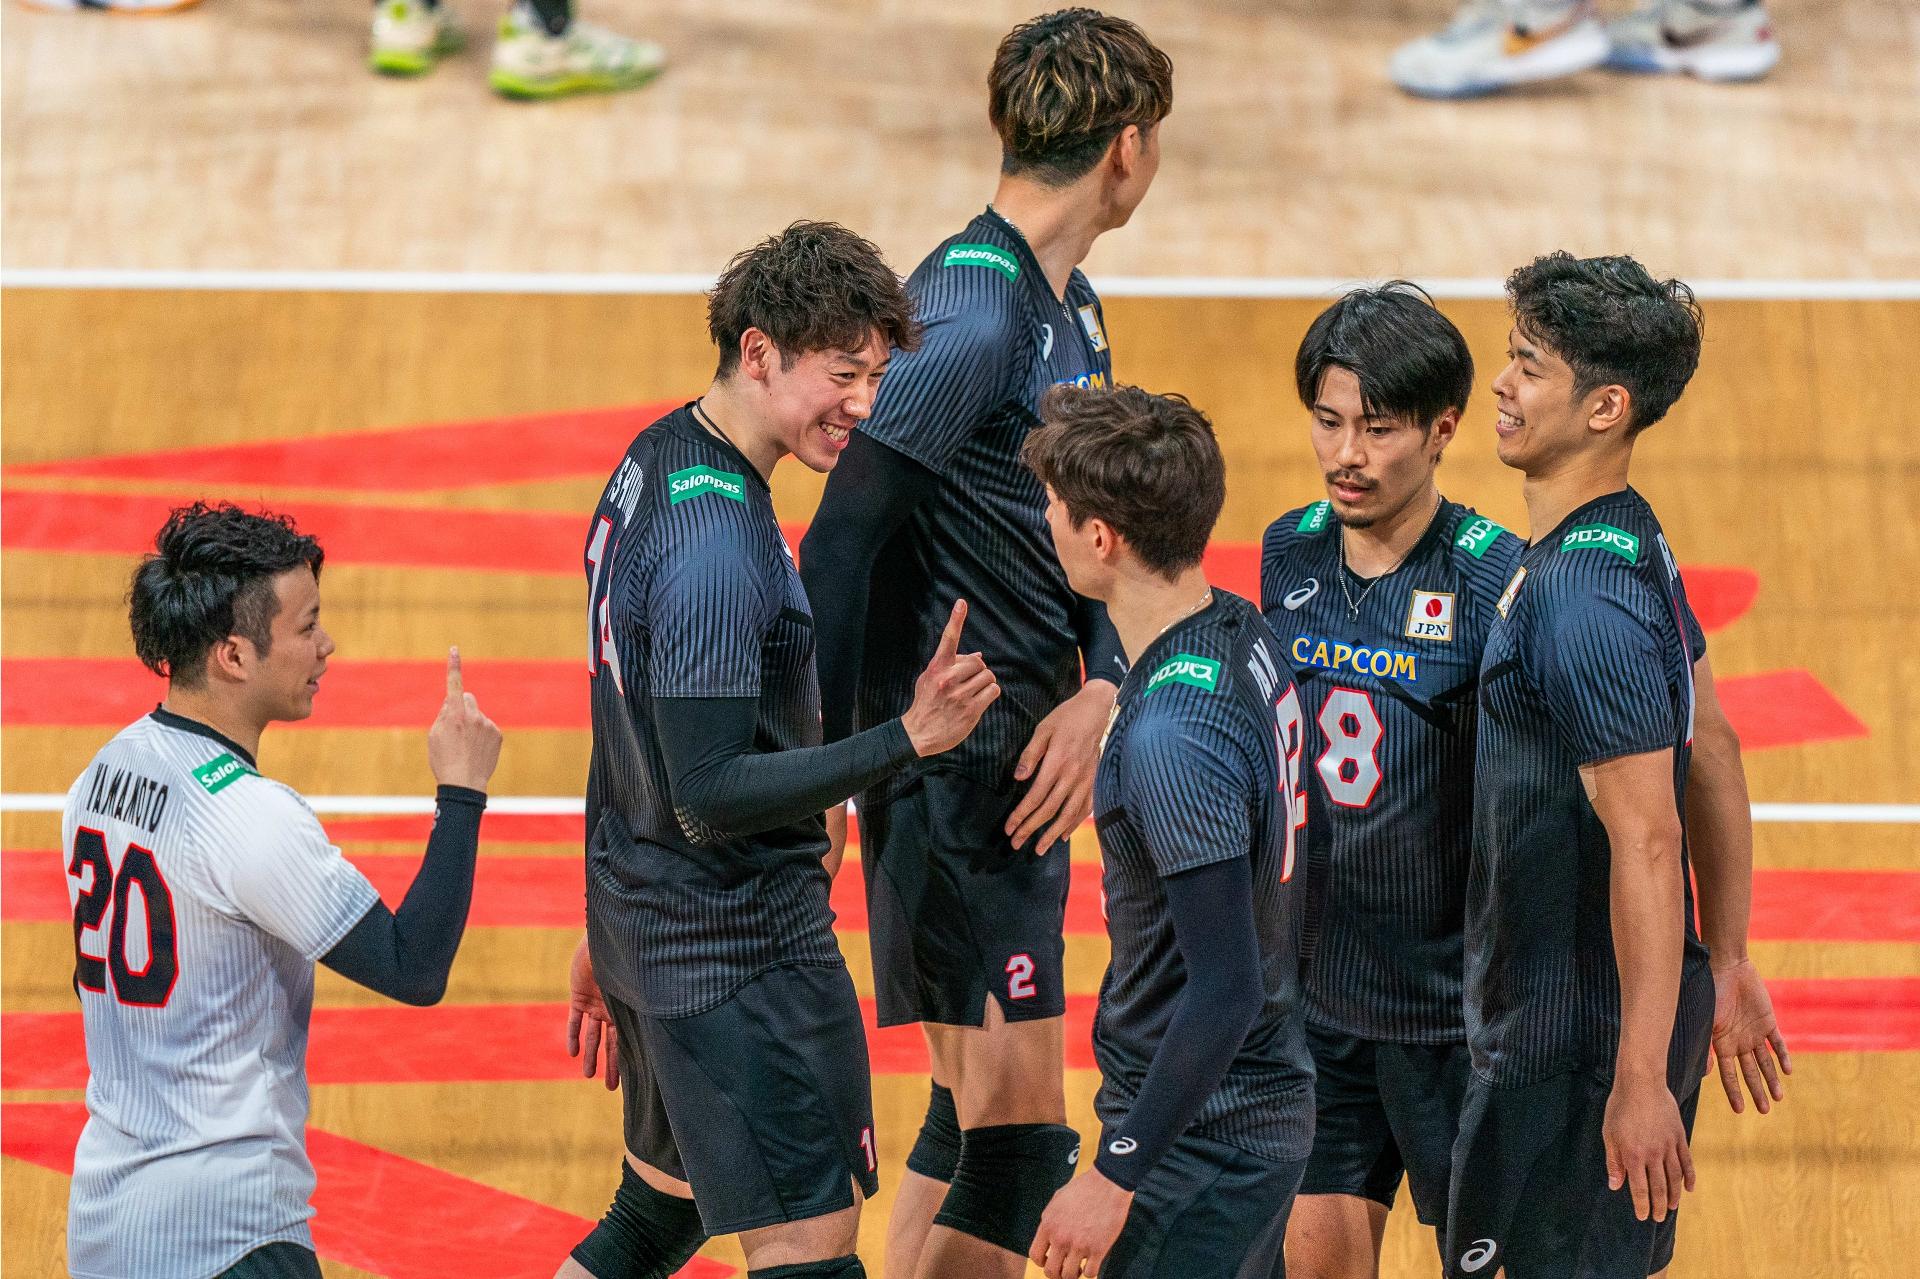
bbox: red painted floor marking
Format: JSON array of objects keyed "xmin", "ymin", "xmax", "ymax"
[
  {"xmin": 325, "ymin": 813, "xmax": 589, "ymax": 843},
  {"xmin": 0, "ymin": 1102, "xmax": 732, "ymax": 1279},
  {"xmin": 1715, "ymin": 669, "xmax": 1869, "ymax": 751},
  {"xmin": 1751, "ymin": 870, "xmax": 1920, "ymax": 942},
  {"xmin": 13, "ymin": 977, "xmax": 1917, "ymax": 1097},
  {"xmin": 1, "ymin": 658, "xmax": 585, "ymax": 729},
  {"xmin": 8, "ymin": 405, "xmax": 680, "ymax": 493},
  {"xmin": 5, "ymin": 655, "xmax": 1869, "ymax": 754},
  {"xmin": 2, "ymin": 489, "xmax": 587, "ymax": 574}
]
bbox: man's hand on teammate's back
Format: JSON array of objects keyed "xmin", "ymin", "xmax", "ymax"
[
  {"xmin": 428, "ymin": 647, "xmax": 503, "ymax": 792},
  {"xmin": 1710, "ymin": 957, "xmax": 1791, "ymax": 1114},
  {"xmin": 902, "ymin": 601, "xmax": 1001, "ymax": 757},
  {"xmin": 1006, "ymin": 678, "xmax": 1116, "ymax": 853}
]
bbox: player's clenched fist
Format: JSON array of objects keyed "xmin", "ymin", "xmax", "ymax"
[
  {"xmin": 428, "ymin": 646, "xmax": 503, "ymax": 791},
  {"xmin": 902, "ymin": 600, "xmax": 1000, "ymax": 758}
]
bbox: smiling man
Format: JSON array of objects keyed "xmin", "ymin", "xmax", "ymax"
[
  {"xmin": 562, "ymin": 222, "xmax": 1004, "ymax": 1279},
  {"xmin": 1258, "ymin": 284, "xmax": 1524, "ymax": 1279},
  {"xmin": 61, "ymin": 502, "xmax": 501, "ymax": 1279},
  {"xmin": 1448, "ymin": 252, "xmax": 1789, "ymax": 1279}
]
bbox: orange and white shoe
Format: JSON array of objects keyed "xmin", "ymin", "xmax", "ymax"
[
  {"xmin": 15, "ymin": 0, "xmax": 204, "ymax": 12},
  {"xmin": 1389, "ymin": 0, "xmax": 1608, "ymax": 99},
  {"xmin": 1604, "ymin": 1, "xmax": 1781, "ymax": 82}
]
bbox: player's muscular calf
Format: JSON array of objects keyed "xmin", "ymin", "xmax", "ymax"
[{"xmin": 902, "ymin": 600, "xmax": 1002, "ymax": 757}]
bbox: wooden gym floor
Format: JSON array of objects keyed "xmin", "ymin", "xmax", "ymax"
[{"xmin": 3, "ymin": 0, "xmax": 1918, "ymax": 1275}]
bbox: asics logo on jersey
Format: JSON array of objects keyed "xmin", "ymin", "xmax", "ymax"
[
  {"xmin": 1281, "ymin": 579, "xmax": 1320, "ymax": 610},
  {"xmin": 1559, "ymin": 522, "xmax": 1640, "ymax": 563},
  {"xmin": 1040, "ymin": 323, "xmax": 1054, "ymax": 360},
  {"xmin": 667, "ymin": 465, "xmax": 746, "ymax": 506},
  {"xmin": 1459, "ymin": 1239, "xmax": 1498, "ymax": 1273},
  {"xmin": 1068, "ymin": 1143, "xmax": 1082, "ymax": 1166},
  {"xmin": 1145, "ymin": 653, "xmax": 1221, "ymax": 696},
  {"xmin": 1291, "ymin": 635, "xmax": 1419, "ymax": 683},
  {"xmin": 1106, "ymin": 1137, "xmax": 1138, "ymax": 1156},
  {"xmin": 941, "ymin": 243, "xmax": 1020, "ymax": 281}
]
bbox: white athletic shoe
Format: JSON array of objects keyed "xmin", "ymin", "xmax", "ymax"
[
  {"xmin": 370, "ymin": 0, "xmax": 466, "ymax": 77},
  {"xmin": 15, "ymin": 0, "xmax": 204, "ymax": 12},
  {"xmin": 1390, "ymin": 0, "xmax": 1610, "ymax": 99},
  {"xmin": 489, "ymin": 3, "xmax": 667, "ymax": 100},
  {"xmin": 1603, "ymin": 1, "xmax": 1781, "ymax": 81}
]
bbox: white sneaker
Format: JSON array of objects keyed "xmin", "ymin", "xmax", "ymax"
[
  {"xmin": 370, "ymin": 0, "xmax": 466, "ymax": 77},
  {"xmin": 1604, "ymin": 1, "xmax": 1781, "ymax": 81},
  {"xmin": 1390, "ymin": 0, "xmax": 1610, "ymax": 99},
  {"xmin": 489, "ymin": 3, "xmax": 667, "ymax": 100}
]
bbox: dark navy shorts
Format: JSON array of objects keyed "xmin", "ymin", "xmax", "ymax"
[
  {"xmin": 1445, "ymin": 1067, "xmax": 1706, "ymax": 1279},
  {"xmin": 219, "ymin": 1244, "xmax": 321, "ymax": 1279},
  {"xmin": 606, "ymin": 962, "xmax": 880, "ymax": 1236},
  {"xmin": 1104, "ymin": 1131, "xmax": 1306, "ymax": 1279},
  {"xmin": 859, "ymin": 770, "xmax": 1071, "ymax": 1028},
  {"xmin": 1300, "ymin": 1022, "xmax": 1471, "ymax": 1226}
]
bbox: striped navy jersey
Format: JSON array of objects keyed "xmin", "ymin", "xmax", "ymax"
[
  {"xmin": 1467, "ymin": 487, "xmax": 1714, "ymax": 1086},
  {"xmin": 1091, "ymin": 592, "xmax": 1317, "ymax": 1163},
  {"xmin": 1260, "ymin": 499, "xmax": 1524, "ymax": 1043},
  {"xmin": 60, "ymin": 709, "xmax": 380, "ymax": 1279},
  {"xmin": 583, "ymin": 405, "xmax": 842, "ymax": 1019},
  {"xmin": 849, "ymin": 207, "xmax": 1116, "ymax": 798}
]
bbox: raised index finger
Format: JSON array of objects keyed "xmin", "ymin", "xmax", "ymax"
[
  {"xmin": 934, "ymin": 600, "xmax": 968, "ymax": 664},
  {"xmin": 446, "ymin": 646, "xmax": 464, "ymax": 700}
]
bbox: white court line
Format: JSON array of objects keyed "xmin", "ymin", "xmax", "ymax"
[
  {"xmin": 1, "ymin": 793, "xmax": 1915, "ymax": 822},
  {"xmin": 4, "ymin": 269, "xmax": 1919, "ymax": 302}
]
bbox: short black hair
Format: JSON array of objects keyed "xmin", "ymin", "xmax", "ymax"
[
  {"xmin": 1023, "ymin": 383, "xmax": 1225, "ymax": 578},
  {"xmin": 707, "ymin": 221, "xmax": 920, "ymax": 377},
  {"xmin": 1506, "ymin": 251, "xmax": 1703, "ymax": 432},
  {"xmin": 129, "ymin": 503, "xmax": 324, "ymax": 688},
  {"xmin": 1295, "ymin": 282, "xmax": 1473, "ymax": 430}
]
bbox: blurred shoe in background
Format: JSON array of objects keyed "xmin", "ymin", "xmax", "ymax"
[
  {"xmin": 370, "ymin": 0, "xmax": 467, "ymax": 77},
  {"xmin": 1390, "ymin": 0, "xmax": 1609, "ymax": 98},
  {"xmin": 489, "ymin": 1, "xmax": 667, "ymax": 100},
  {"xmin": 1604, "ymin": 0, "xmax": 1781, "ymax": 81}
]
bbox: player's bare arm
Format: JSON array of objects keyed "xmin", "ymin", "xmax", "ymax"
[
  {"xmin": 1686, "ymin": 653, "xmax": 1791, "ymax": 1114},
  {"xmin": 1584, "ymin": 748, "xmax": 1695, "ymax": 1225}
]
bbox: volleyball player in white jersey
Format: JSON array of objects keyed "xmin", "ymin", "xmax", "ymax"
[{"xmin": 59, "ymin": 502, "xmax": 502, "ymax": 1279}]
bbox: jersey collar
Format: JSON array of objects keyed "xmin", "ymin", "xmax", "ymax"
[{"xmin": 149, "ymin": 706, "xmax": 258, "ymax": 769}]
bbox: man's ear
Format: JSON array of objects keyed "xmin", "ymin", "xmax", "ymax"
[
  {"xmin": 205, "ymin": 635, "xmax": 251, "ymax": 685},
  {"xmin": 1428, "ymin": 407, "xmax": 1461, "ymax": 456},
  {"xmin": 737, "ymin": 328, "xmax": 777, "ymax": 385},
  {"xmin": 1585, "ymin": 384, "xmax": 1633, "ymax": 437}
]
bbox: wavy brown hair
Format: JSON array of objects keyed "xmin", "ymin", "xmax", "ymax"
[
  {"xmin": 1023, "ymin": 383, "xmax": 1224, "ymax": 577},
  {"xmin": 989, "ymin": 9, "xmax": 1174, "ymax": 187},
  {"xmin": 707, "ymin": 221, "xmax": 919, "ymax": 377}
]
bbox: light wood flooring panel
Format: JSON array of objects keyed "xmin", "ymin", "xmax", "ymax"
[{"xmin": 3, "ymin": 1, "xmax": 1916, "ymax": 277}]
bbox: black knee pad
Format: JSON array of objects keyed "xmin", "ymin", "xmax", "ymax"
[
  {"xmin": 570, "ymin": 1162, "xmax": 708, "ymax": 1279},
  {"xmin": 748, "ymin": 1259, "xmax": 865, "ymax": 1279},
  {"xmin": 905, "ymin": 1083, "xmax": 963, "ymax": 1182},
  {"xmin": 933, "ymin": 1122, "xmax": 1081, "ymax": 1255}
]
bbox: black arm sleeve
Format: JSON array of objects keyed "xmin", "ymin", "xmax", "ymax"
[
  {"xmin": 320, "ymin": 785, "xmax": 486, "ymax": 1007},
  {"xmin": 1075, "ymin": 596, "xmax": 1127, "ymax": 687},
  {"xmin": 799, "ymin": 432, "xmax": 942, "ymax": 743},
  {"xmin": 656, "ymin": 695, "xmax": 920, "ymax": 837},
  {"xmin": 1093, "ymin": 854, "xmax": 1268, "ymax": 1189}
]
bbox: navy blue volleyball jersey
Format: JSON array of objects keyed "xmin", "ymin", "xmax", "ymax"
[
  {"xmin": 1467, "ymin": 487, "xmax": 1714, "ymax": 1086},
  {"xmin": 1092, "ymin": 592, "xmax": 1316, "ymax": 1163},
  {"xmin": 583, "ymin": 405, "xmax": 841, "ymax": 1019},
  {"xmin": 850, "ymin": 207, "xmax": 1116, "ymax": 798},
  {"xmin": 1260, "ymin": 499, "xmax": 1525, "ymax": 1044}
]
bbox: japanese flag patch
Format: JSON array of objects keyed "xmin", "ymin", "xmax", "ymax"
[{"xmin": 1404, "ymin": 590, "xmax": 1456, "ymax": 642}]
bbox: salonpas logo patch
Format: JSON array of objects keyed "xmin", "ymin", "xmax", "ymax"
[
  {"xmin": 1297, "ymin": 501, "xmax": 1331, "ymax": 534},
  {"xmin": 1453, "ymin": 515, "xmax": 1509, "ymax": 560},
  {"xmin": 667, "ymin": 465, "xmax": 747, "ymax": 506},
  {"xmin": 1144, "ymin": 653, "xmax": 1220, "ymax": 696},
  {"xmin": 942, "ymin": 243, "xmax": 1020, "ymax": 281},
  {"xmin": 193, "ymin": 752, "xmax": 253, "ymax": 795},
  {"xmin": 1560, "ymin": 522, "xmax": 1640, "ymax": 563}
]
